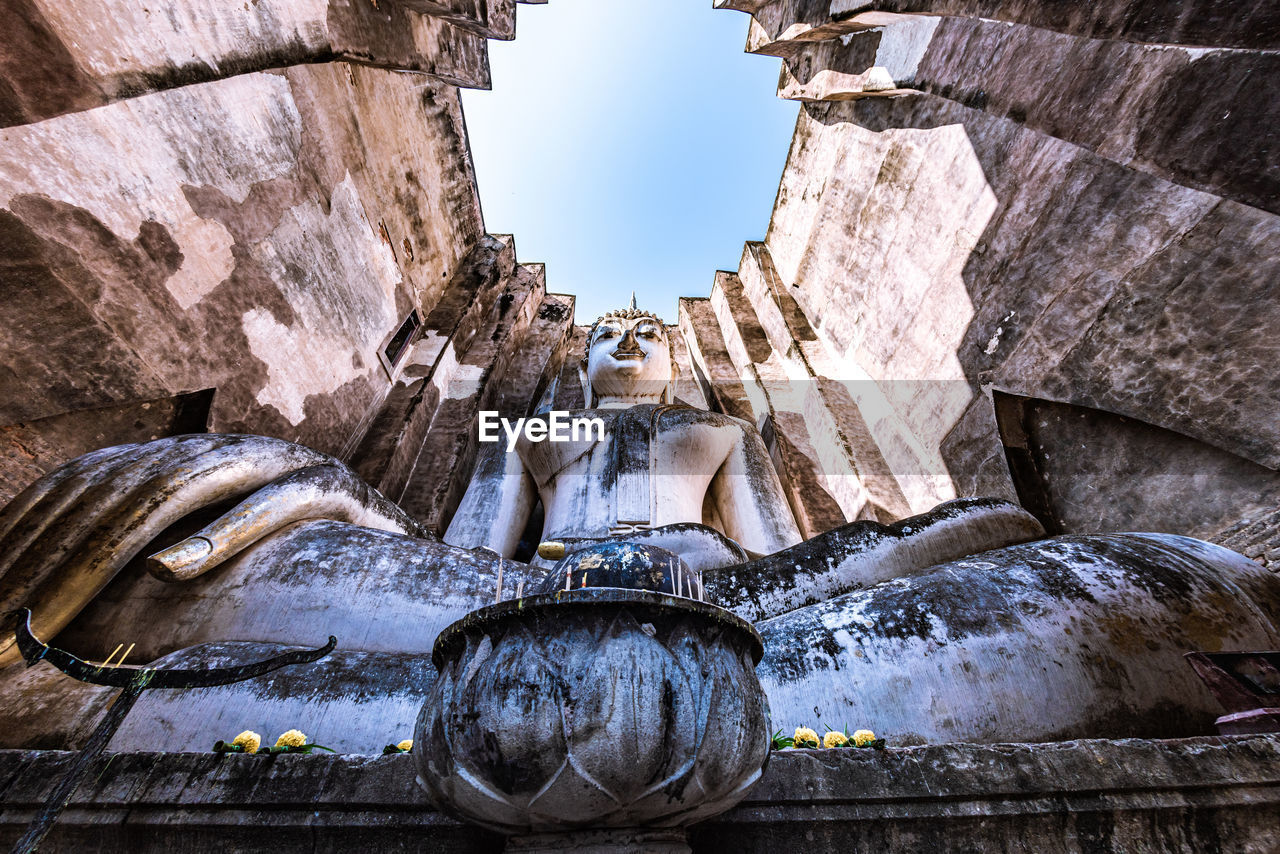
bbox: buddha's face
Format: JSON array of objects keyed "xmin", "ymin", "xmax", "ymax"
[{"xmin": 585, "ymin": 315, "xmax": 672, "ymax": 402}]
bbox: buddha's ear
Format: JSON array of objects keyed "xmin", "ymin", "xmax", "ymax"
[
  {"xmin": 578, "ymin": 355, "xmax": 596, "ymax": 408},
  {"xmin": 663, "ymin": 359, "xmax": 677, "ymax": 405}
]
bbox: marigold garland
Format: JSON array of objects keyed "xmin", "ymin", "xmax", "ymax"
[{"xmin": 769, "ymin": 724, "xmax": 885, "ymax": 750}]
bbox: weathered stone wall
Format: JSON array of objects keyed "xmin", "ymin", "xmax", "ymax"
[
  {"xmin": 0, "ymin": 0, "xmax": 563, "ymax": 512},
  {"xmin": 1, "ymin": 735, "xmax": 1276, "ymax": 852},
  {"xmin": 0, "ymin": 63, "xmax": 480, "ymax": 501},
  {"xmin": 700, "ymin": 0, "xmax": 1280, "ymax": 554},
  {"xmin": 725, "ymin": 0, "xmax": 1280, "ymax": 50},
  {"xmin": 395, "ymin": 261, "xmax": 576, "ymax": 532},
  {"xmin": 0, "ymin": 0, "xmax": 507, "ymax": 127}
]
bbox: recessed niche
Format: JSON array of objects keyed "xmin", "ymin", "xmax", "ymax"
[{"xmin": 378, "ymin": 310, "xmax": 422, "ymax": 379}]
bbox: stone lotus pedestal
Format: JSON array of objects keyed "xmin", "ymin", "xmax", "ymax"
[{"xmin": 414, "ymin": 544, "xmax": 769, "ymax": 854}]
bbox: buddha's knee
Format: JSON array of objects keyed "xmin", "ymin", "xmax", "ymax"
[{"xmin": 755, "ymin": 534, "xmax": 1280, "ymax": 744}]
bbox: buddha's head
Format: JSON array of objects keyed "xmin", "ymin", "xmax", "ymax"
[{"xmin": 580, "ymin": 296, "xmax": 675, "ymax": 407}]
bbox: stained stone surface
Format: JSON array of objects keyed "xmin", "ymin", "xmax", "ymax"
[
  {"xmin": 692, "ymin": 734, "xmax": 1280, "ymax": 853},
  {"xmin": 0, "ymin": 0, "xmax": 509, "ymax": 127},
  {"xmin": 1218, "ymin": 507, "xmax": 1280, "ymax": 575},
  {"xmin": 0, "ymin": 643, "xmax": 438, "ymax": 756},
  {"xmin": 111, "ymin": 643, "xmax": 438, "ymax": 755},
  {"xmin": 760, "ymin": 95, "xmax": 1280, "ymax": 473},
  {"xmin": 0, "ymin": 735, "xmax": 1276, "ymax": 852},
  {"xmin": 58, "ymin": 521, "xmax": 542, "ymax": 665},
  {"xmin": 0, "ymin": 389, "xmax": 213, "ymax": 506},
  {"xmin": 995, "ymin": 393, "xmax": 1280, "ymax": 540},
  {"xmin": 0, "ymin": 63, "xmax": 485, "ymax": 462},
  {"xmin": 703, "ymin": 496, "xmax": 1044, "ymax": 622},
  {"xmin": 731, "ymin": 0, "xmax": 1280, "ymax": 49},
  {"xmin": 751, "ymin": 14, "xmax": 1276, "ymax": 212},
  {"xmin": 757, "ymin": 534, "xmax": 1280, "ymax": 745}
]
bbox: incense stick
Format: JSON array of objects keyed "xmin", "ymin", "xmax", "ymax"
[{"xmin": 98, "ymin": 643, "xmax": 124, "ymax": 669}]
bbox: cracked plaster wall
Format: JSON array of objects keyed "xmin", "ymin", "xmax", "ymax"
[{"xmin": 0, "ymin": 57, "xmax": 486, "ymax": 503}]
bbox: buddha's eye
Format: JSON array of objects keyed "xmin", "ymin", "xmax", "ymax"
[{"xmin": 635, "ymin": 324, "xmax": 660, "ymax": 339}]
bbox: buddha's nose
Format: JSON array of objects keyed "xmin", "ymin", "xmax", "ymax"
[{"xmin": 614, "ymin": 328, "xmax": 643, "ymax": 355}]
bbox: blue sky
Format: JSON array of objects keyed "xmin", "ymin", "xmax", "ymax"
[{"xmin": 461, "ymin": 0, "xmax": 799, "ymax": 324}]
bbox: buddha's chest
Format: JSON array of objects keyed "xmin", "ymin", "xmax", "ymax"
[{"xmin": 516, "ymin": 408, "xmax": 734, "ymax": 527}]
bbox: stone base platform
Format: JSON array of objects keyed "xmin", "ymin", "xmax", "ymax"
[{"xmin": 0, "ymin": 735, "xmax": 1276, "ymax": 853}]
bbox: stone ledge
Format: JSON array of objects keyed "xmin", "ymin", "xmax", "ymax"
[
  {"xmin": 2, "ymin": 0, "xmax": 497, "ymax": 129},
  {"xmin": 0, "ymin": 735, "xmax": 1276, "ymax": 852},
  {"xmin": 731, "ymin": 0, "xmax": 1280, "ymax": 50}
]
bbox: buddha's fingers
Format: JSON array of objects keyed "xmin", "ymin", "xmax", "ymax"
[
  {"xmin": 0, "ymin": 441, "xmax": 144, "ymax": 545},
  {"xmin": 147, "ymin": 463, "xmax": 430, "ymax": 582},
  {"xmin": 0, "ymin": 434, "xmax": 252, "ymax": 584},
  {"xmin": 0, "ymin": 435, "xmax": 338, "ymax": 667},
  {"xmin": 0, "ymin": 435, "xmax": 324, "ymax": 609},
  {"xmin": 0, "ymin": 441, "xmax": 158, "ymax": 576}
]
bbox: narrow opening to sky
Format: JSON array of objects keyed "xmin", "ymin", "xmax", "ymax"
[{"xmin": 462, "ymin": 0, "xmax": 799, "ymax": 323}]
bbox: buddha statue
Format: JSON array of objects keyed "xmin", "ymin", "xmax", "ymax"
[
  {"xmin": 443, "ymin": 298, "xmax": 804, "ymax": 571},
  {"xmin": 0, "ymin": 299, "xmax": 1277, "ymax": 751}
]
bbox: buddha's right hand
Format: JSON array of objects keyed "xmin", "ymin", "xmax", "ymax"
[{"xmin": 0, "ymin": 434, "xmax": 430, "ymax": 666}]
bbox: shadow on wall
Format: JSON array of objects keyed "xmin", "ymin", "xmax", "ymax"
[
  {"xmin": 792, "ymin": 94, "xmax": 1278, "ymax": 537},
  {"xmin": 995, "ymin": 391, "xmax": 1280, "ymax": 540}
]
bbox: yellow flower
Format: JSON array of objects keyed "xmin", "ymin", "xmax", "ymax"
[
  {"xmin": 275, "ymin": 729, "xmax": 308, "ymax": 749},
  {"xmin": 853, "ymin": 729, "xmax": 876, "ymax": 747},
  {"xmin": 397, "ymin": 739, "xmax": 413, "ymax": 752},
  {"xmin": 794, "ymin": 727, "xmax": 820, "ymax": 748},
  {"xmin": 823, "ymin": 730, "xmax": 849, "ymax": 749},
  {"xmin": 231, "ymin": 730, "xmax": 261, "ymax": 754}
]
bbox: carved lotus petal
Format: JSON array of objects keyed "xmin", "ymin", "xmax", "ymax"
[
  {"xmin": 665, "ymin": 620, "xmax": 713, "ymax": 735},
  {"xmin": 455, "ymin": 623, "xmax": 567, "ymax": 800},
  {"xmin": 691, "ymin": 635, "xmax": 768, "ymax": 804},
  {"xmin": 523, "ymin": 743, "xmax": 620, "ymax": 825},
  {"xmin": 620, "ymin": 620, "xmax": 714, "ymax": 807},
  {"xmin": 452, "ymin": 634, "xmax": 494, "ymax": 705},
  {"xmin": 563, "ymin": 609, "xmax": 696, "ymax": 805},
  {"xmin": 434, "ymin": 756, "xmax": 529, "ymax": 831},
  {"xmin": 418, "ymin": 663, "xmax": 457, "ymax": 764}
]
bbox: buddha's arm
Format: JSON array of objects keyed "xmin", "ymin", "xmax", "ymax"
[
  {"xmin": 710, "ymin": 427, "xmax": 804, "ymax": 556},
  {"xmin": 443, "ymin": 442, "xmax": 537, "ymax": 558}
]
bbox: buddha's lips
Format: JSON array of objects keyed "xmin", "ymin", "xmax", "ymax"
[{"xmin": 611, "ymin": 350, "xmax": 644, "ymax": 360}]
